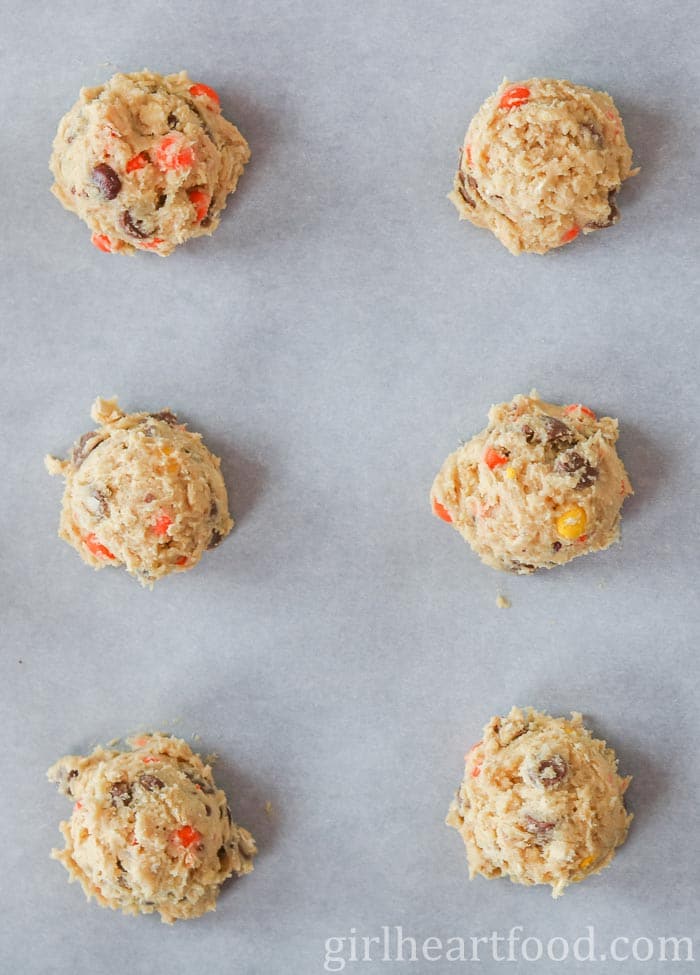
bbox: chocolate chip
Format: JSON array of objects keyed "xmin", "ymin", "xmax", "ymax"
[
  {"xmin": 576, "ymin": 464, "xmax": 598, "ymax": 489},
  {"xmin": 210, "ymin": 499, "xmax": 219, "ymax": 519},
  {"xmin": 552, "ymin": 541, "xmax": 562, "ymax": 552},
  {"xmin": 185, "ymin": 772, "xmax": 215, "ymax": 794},
  {"xmin": 534, "ymin": 755, "xmax": 568, "ymax": 789},
  {"xmin": 204, "ymin": 803, "xmax": 212, "ymax": 817},
  {"xmin": 456, "ymin": 172, "xmax": 476, "ymax": 208},
  {"xmin": 207, "ymin": 530, "xmax": 223, "ymax": 550},
  {"xmin": 167, "ymin": 113, "xmax": 178, "ymax": 128},
  {"xmin": 457, "ymin": 187, "xmax": 476, "ymax": 207},
  {"xmin": 522, "ymin": 424, "xmax": 534, "ymax": 443},
  {"xmin": 585, "ymin": 188, "xmax": 620, "ymax": 230},
  {"xmin": 65, "ymin": 768, "xmax": 79, "ymax": 796},
  {"xmin": 581, "ymin": 121, "xmax": 603, "ymax": 146},
  {"xmin": 89, "ymin": 487, "xmax": 110, "ymax": 519},
  {"xmin": 523, "ymin": 815, "xmax": 556, "ymax": 836},
  {"xmin": 200, "ymin": 216, "xmax": 212, "ymax": 228},
  {"xmin": 542, "ymin": 416, "xmax": 573, "ymax": 444},
  {"xmin": 92, "ymin": 163, "xmax": 122, "ymax": 200},
  {"xmin": 217, "ymin": 845, "xmax": 227, "ymax": 860},
  {"xmin": 110, "ymin": 781, "xmax": 132, "ymax": 806},
  {"xmin": 139, "ymin": 774, "xmax": 164, "ymax": 791},
  {"xmin": 150, "ymin": 410, "xmax": 179, "ymax": 426},
  {"xmin": 554, "ymin": 450, "xmax": 584, "ymax": 473},
  {"xmin": 554, "ymin": 451, "xmax": 598, "ymax": 488},
  {"xmin": 72, "ymin": 430, "xmax": 102, "ymax": 468},
  {"xmin": 155, "ymin": 193, "xmax": 167, "ymax": 210},
  {"xmin": 121, "ymin": 210, "xmax": 150, "ymax": 239},
  {"xmin": 608, "ymin": 189, "xmax": 620, "ymax": 222}
]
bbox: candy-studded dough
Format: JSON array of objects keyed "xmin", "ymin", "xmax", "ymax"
[
  {"xmin": 446, "ymin": 708, "xmax": 632, "ymax": 897},
  {"xmin": 48, "ymin": 733, "xmax": 256, "ymax": 923},
  {"xmin": 431, "ymin": 391, "xmax": 632, "ymax": 573},
  {"xmin": 45, "ymin": 397, "xmax": 233, "ymax": 586},
  {"xmin": 450, "ymin": 78, "xmax": 637, "ymax": 254},
  {"xmin": 50, "ymin": 70, "xmax": 250, "ymax": 255}
]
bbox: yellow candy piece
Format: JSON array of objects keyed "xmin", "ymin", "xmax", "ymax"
[
  {"xmin": 556, "ymin": 505, "xmax": 587, "ymax": 539},
  {"xmin": 578, "ymin": 855, "xmax": 596, "ymax": 871},
  {"xmin": 505, "ymin": 466, "xmax": 517, "ymax": 480}
]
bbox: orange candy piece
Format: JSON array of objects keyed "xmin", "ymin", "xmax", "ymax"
[
  {"xmin": 153, "ymin": 511, "xmax": 173, "ymax": 536},
  {"xmin": 188, "ymin": 188, "xmax": 211, "ymax": 223},
  {"xmin": 499, "ymin": 86, "xmax": 530, "ymax": 110},
  {"xmin": 483, "ymin": 447, "xmax": 508, "ymax": 470},
  {"xmin": 138, "ymin": 238, "xmax": 165, "ymax": 250},
  {"xmin": 564, "ymin": 403, "xmax": 596, "ymax": 420},
  {"xmin": 432, "ymin": 498, "xmax": 452, "ymax": 523},
  {"xmin": 189, "ymin": 83, "xmax": 220, "ymax": 108},
  {"xmin": 561, "ymin": 227, "xmax": 580, "ymax": 244},
  {"xmin": 83, "ymin": 533, "xmax": 115, "ymax": 560},
  {"xmin": 125, "ymin": 152, "xmax": 149, "ymax": 173},
  {"xmin": 154, "ymin": 134, "xmax": 195, "ymax": 172},
  {"xmin": 173, "ymin": 825, "xmax": 202, "ymax": 848},
  {"xmin": 91, "ymin": 233, "xmax": 114, "ymax": 253}
]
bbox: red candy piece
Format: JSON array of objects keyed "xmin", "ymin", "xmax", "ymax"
[
  {"xmin": 564, "ymin": 404, "xmax": 596, "ymax": 420},
  {"xmin": 483, "ymin": 447, "xmax": 508, "ymax": 470},
  {"xmin": 141, "ymin": 756, "xmax": 158, "ymax": 764},
  {"xmin": 125, "ymin": 152, "xmax": 149, "ymax": 173},
  {"xmin": 173, "ymin": 825, "xmax": 202, "ymax": 848},
  {"xmin": 432, "ymin": 498, "xmax": 453, "ymax": 523},
  {"xmin": 153, "ymin": 511, "xmax": 173, "ymax": 536},
  {"xmin": 188, "ymin": 188, "xmax": 211, "ymax": 223},
  {"xmin": 175, "ymin": 556, "xmax": 187, "ymax": 566},
  {"xmin": 91, "ymin": 233, "xmax": 114, "ymax": 253},
  {"xmin": 189, "ymin": 83, "xmax": 220, "ymax": 108},
  {"xmin": 138, "ymin": 238, "xmax": 165, "ymax": 250},
  {"xmin": 154, "ymin": 134, "xmax": 195, "ymax": 172},
  {"xmin": 499, "ymin": 86, "xmax": 530, "ymax": 110},
  {"xmin": 84, "ymin": 533, "xmax": 115, "ymax": 560},
  {"xmin": 561, "ymin": 227, "xmax": 580, "ymax": 244}
]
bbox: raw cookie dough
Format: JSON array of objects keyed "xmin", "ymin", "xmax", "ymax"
[
  {"xmin": 50, "ymin": 70, "xmax": 250, "ymax": 255},
  {"xmin": 48, "ymin": 733, "xmax": 256, "ymax": 923},
  {"xmin": 431, "ymin": 391, "xmax": 633, "ymax": 573},
  {"xmin": 45, "ymin": 397, "xmax": 233, "ymax": 586},
  {"xmin": 450, "ymin": 78, "xmax": 637, "ymax": 254},
  {"xmin": 446, "ymin": 708, "xmax": 632, "ymax": 897}
]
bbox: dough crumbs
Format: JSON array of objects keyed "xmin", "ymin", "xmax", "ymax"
[
  {"xmin": 496, "ymin": 594, "xmax": 510, "ymax": 609},
  {"xmin": 450, "ymin": 77, "xmax": 637, "ymax": 254},
  {"xmin": 431, "ymin": 391, "xmax": 633, "ymax": 573},
  {"xmin": 45, "ymin": 397, "xmax": 234, "ymax": 587},
  {"xmin": 50, "ymin": 69, "xmax": 250, "ymax": 256},
  {"xmin": 447, "ymin": 707, "xmax": 632, "ymax": 897},
  {"xmin": 48, "ymin": 733, "xmax": 256, "ymax": 923}
]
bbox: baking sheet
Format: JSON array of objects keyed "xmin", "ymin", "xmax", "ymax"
[{"xmin": 1, "ymin": 0, "xmax": 698, "ymax": 972}]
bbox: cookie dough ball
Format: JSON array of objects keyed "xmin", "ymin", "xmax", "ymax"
[
  {"xmin": 48, "ymin": 734, "xmax": 256, "ymax": 923},
  {"xmin": 431, "ymin": 391, "xmax": 632, "ymax": 573},
  {"xmin": 450, "ymin": 78, "xmax": 637, "ymax": 254},
  {"xmin": 45, "ymin": 397, "xmax": 233, "ymax": 586},
  {"xmin": 50, "ymin": 70, "xmax": 250, "ymax": 256},
  {"xmin": 446, "ymin": 708, "xmax": 632, "ymax": 897}
]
